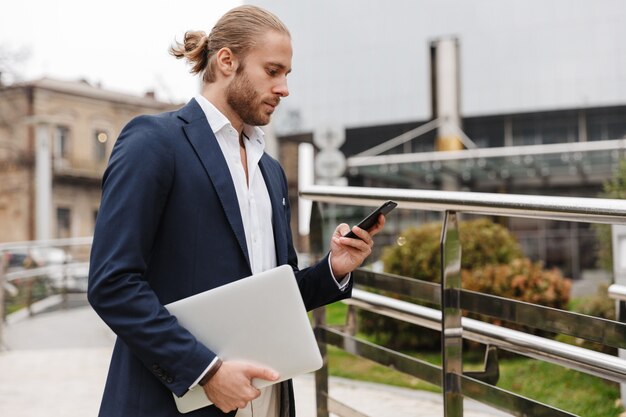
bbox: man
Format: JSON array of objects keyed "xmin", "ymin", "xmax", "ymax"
[{"xmin": 88, "ymin": 5, "xmax": 385, "ymax": 417}]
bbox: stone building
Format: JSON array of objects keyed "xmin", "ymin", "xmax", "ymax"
[{"xmin": 0, "ymin": 78, "xmax": 178, "ymax": 243}]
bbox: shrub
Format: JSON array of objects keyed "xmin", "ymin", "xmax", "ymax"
[
  {"xmin": 358, "ymin": 218, "xmax": 571, "ymax": 351},
  {"xmin": 462, "ymin": 258, "xmax": 571, "ymax": 309},
  {"xmin": 564, "ymin": 284, "xmax": 616, "ymax": 354},
  {"xmin": 569, "ymin": 283, "xmax": 615, "ymax": 321},
  {"xmin": 381, "ymin": 218, "xmax": 524, "ymax": 284}
]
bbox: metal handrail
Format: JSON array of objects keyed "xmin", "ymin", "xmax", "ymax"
[
  {"xmin": 347, "ymin": 137, "xmax": 626, "ymax": 167},
  {"xmin": 300, "ymin": 184, "xmax": 626, "ymax": 224},
  {"xmin": 4, "ymin": 262, "xmax": 89, "ymax": 282},
  {"xmin": 609, "ymin": 284, "xmax": 626, "ymax": 302},
  {"xmin": 0, "ymin": 236, "xmax": 93, "ymax": 251},
  {"xmin": 0, "ymin": 237, "xmax": 93, "ymax": 348},
  {"xmin": 357, "ymin": 269, "xmax": 626, "ymax": 349},
  {"xmin": 300, "ymin": 184, "xmax": 626, "ymax": 417},
  {"xmin": 348, "ymin": 288, "xmax": 626, "ymax": 383}
]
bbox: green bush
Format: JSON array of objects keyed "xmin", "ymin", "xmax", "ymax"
[
  {"xmin": 569, "ymin": 284, "xmax": 615, "ymax": 321},
  {"xmin": 358, "ymin": 218, "xmax": 571, "ymax": 351},
  {"xmin": 381, "ymin": 218, "xmax": 523, "ymax": 284},
  {"xmin": 563, "ymin": 284, "xmax": 616, "ymax": 354}
]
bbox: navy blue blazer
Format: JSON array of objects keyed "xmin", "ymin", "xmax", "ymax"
[{"xmin": 88, "ymin": 99, "xmax": 352, "ymax": 417}]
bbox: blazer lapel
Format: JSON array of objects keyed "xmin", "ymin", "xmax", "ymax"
[
  {"xmin": 259, "ymin": 155, "xmax": 288, "ymax": 265},
  {"xmin": 177, "ymin": 99, "xmax": 250, "ymax": 268}
]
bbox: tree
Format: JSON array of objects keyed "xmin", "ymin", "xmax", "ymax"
[{"xmin": 0, "ymin": 44, "xmax": 29, "ymax": 86}]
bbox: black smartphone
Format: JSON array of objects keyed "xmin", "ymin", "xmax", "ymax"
[{"xmin": 343, "ymin": 200, "xmax": 397, "ymax": 239}]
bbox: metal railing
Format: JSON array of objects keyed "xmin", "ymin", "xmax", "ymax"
[
  {"xmin": 0, "ymin": 237, "xmax": 92, "ymax": 347},
  {"xmin": 300, "ymin": 184, "xmax": 626, "ymax": 417}
]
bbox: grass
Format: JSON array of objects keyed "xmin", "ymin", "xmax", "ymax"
[
  {"xmin": 4, "ymin": 278, "xmax": 51, "ymax": 315},
  {"xmin": 497, "ymin": 357, "xmax": 622, "ymax": 417},
  {"xmin": 319, "ymin": 301, "xmax": 625, "ymax": 417}
]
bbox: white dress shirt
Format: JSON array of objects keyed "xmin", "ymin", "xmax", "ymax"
[{"xmin": 190, "ymin": 94, "xmax": 350, "ymax": 416}]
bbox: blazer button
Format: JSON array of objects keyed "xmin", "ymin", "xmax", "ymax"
[
  {"xmin": 166, "ymin": 377, "xmax": 174, "ymax": 383},
  {"xmin": 152, "ymin": 364, "xmax": 160, "ymax": 371}
]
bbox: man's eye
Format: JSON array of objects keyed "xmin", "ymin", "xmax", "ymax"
[{"xmin": 267, "ymin": 69, "xmax": 278, "ymax": 76}]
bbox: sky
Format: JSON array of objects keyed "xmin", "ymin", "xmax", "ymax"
[
  {"xmin": 3, "ymin": 0, "xmax": 625, "ymax": 126},
  {"xmin": 0, "ymin": 0, "xmax": 242, "ymax": 103}
]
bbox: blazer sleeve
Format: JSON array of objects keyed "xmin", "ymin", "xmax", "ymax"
[{"xmin": 87, "ymin": 115, "xmax": 215, "ymax": 397}]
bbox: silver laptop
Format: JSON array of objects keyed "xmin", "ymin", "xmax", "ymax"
[{"xmin": 165, "ymin": 264, "xmax": 323, "ymax": 414}]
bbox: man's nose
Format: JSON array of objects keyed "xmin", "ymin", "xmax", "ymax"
[{"xmin": 274, "ymin": 77, "xmax": 289, "ymax": 97}]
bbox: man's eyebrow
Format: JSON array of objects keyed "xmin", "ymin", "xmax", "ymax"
[{"xmin": 267, "ymin": 62, "xmax": 292, "ymax": 74}]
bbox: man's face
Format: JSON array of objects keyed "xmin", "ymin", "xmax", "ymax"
[{"xmin": 226, "ymin": 30, "xmax": 292, "ymax": 127}]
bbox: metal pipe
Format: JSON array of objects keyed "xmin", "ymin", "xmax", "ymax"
[
  {"xmin": 609, "ymin": 284, "xmax": 626, "ymax": 302},
  {"xmin": 441, "ymin": 212, "xmax": 463, "ymax": 416},
  {"xmin": 0, "ymin": 237, "xmax": 92, "ymax": 348},
  {"xmin": 0, "ymin": 236, "xmax": 93, "ymax": 251},
  {"xmin": 349, "ymin": 289, "xmax": 626, "ymax": 384},
  {"xmin": 347, "ymin": 137, "xmax": 626, "ymax": 168},
  {"xmin": 4, "ymin": 262, "xmax": 89, "ymax": 282},
  {"xmin": 0, "ymin": 251, "xmax": 6, "ymax": 349},
  {"xmin": 352, "ymin": 118, "xmax": 442, "ymax": 158},
  {"xmin": 313, "ymin": 308, "xmax": 329, "ymax": 417},
  {"xmin": 299, "ymin": 184, "xmax": 626, "ymax": 224}
]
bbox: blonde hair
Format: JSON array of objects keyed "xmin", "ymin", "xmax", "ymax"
[{"xmin": 170, "ymin": 5, "xmax": 290, "ymax": 83}]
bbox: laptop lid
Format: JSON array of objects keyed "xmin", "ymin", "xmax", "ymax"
[{"xmin": 165, "ymin": 264, "xmax": 323, "ymax": 414}]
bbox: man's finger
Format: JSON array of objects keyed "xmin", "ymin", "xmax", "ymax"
[
  {"xmin": 368, "ymin": 214, "xmax": 386, "ymax": 236},
  {"xmin": 335, "ymin": 223, "xmax": 350, "ymax": 237},
  {"xmin": 347, "ymin": 226, "xmax": 374, "ymax": 247},
  {"xmin": 245, "ymin": 364, "xmax": 279, "ymax": 381}
]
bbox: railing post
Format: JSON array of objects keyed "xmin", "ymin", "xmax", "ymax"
[
  {"xmin": 441, "ymin": 211, "xmax": 463, "ymax": 416},
  {"xmin": 313, "ymin": 307, "xmax": 329, "ymax": 417},
  {"xmin": 346, "ymin": 304, "xmax": 358, "ymax": 336},
  {"xmin": 611, "ymin": 224, "xmax": 626, "ymax": 405},
  {"xmin": 0, "ymin": 251, "xmax": 6, "ymax": 349},
  {"xmin": 26, "ymin": 277, "xmax": 35, "ymax": 316},
  {"xmin": 62, "ymin": 260, "xmax": 68, "ymax": 309}
]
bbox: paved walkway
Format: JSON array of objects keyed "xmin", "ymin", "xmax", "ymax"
[{"xmin": 0, "ymin": 301, "xmax": 510, "ymax": 417}]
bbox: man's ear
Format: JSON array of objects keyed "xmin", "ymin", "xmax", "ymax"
[{"xmin": 215, "ymin": 47, "xmax": 239, "ymax": 78}]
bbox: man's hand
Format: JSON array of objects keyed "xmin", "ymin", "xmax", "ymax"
[
  {"xmin": 201, "ymin": 361, "xmax": 279, "ymax": 413},
  {"xmin": 329, "ymin": 214, "xmax": 386, "ymax": 278}
]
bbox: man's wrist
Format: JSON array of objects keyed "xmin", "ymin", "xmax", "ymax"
[
  {"xmin": 199, "ymin": 358, "xmax": 223, "ymax": 386},
  {"xmin": 328, "ymin": 253, "xmax": 351, "ymax": 290}
]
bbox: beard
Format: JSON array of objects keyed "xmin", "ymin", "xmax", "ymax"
[{"xmin": 226, "ymin": 68, "xmax": 279, "ymax": 127}]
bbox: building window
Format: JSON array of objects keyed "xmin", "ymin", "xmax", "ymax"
[
  {"xmin": 56, "ymin": 207, "xmax": 71, "ymax": 238},
  {"xmin": 512, "ymin": 124, "xmax": 540, "ymax": 146},
  {"xmin": 54, "ymin": 126, "xmax": 70, "ymax": 159},
  {"xmin": 587, "ymin": 108, "xmax": 626, "ymax": 141},
  {"xmin": 512, "ymin": 113, "xmax": 578, "ymax": 146},
  {"xmin": 94, "ymin": 130, "xmax": 109, "ymax": 161},
  {"xmin": 464, "ymin": 117, "xmax": 505, "ymax": 148}
]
